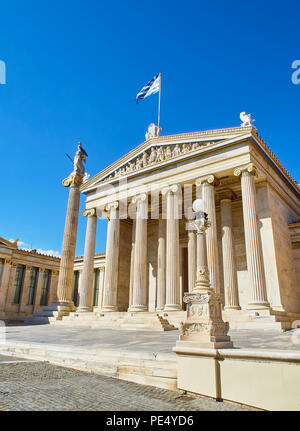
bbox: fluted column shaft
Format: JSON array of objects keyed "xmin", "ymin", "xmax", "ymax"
[
  {"xmin": 77, "ymin": 209, "xmax": 97, "ymax": 312},
  {"xmin": 129, "ymin": 219, "xmax": 136, "ymax": 308},
  {"xmin": 220, "ymin": 198, "xmax": 241, "ymax": 310},
  {"xmin": 156, "ymin": 217, "xmax": 166, "ymax": 311},
  {"xmin": 163, "ymin": 185, "xmax": 181, "ymax": 311},
  {"xmin": 234, "ymin": 164, "xmax": 270, "ymax": 309},
  {"xmin": 197, "ymin": 176, "xmax": 220, "ymax": 297},
  {"xmin": 188, "ymin": 231, "xmax": 196, "ymax": 292},
  {"xmin": 101, "ymin": 203, "xmax": 120, "ymax": 312},
  {"xmin": 56, "ymin": 182, "xmax": 81, "ymax": 306},
  {"xmin": 129, "ymin": 194, "xmax": 148, "ymax": 312}
]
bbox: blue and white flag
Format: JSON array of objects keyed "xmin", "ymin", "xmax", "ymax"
[{"xmin": 136, "ymin": 73, "xmax": 160, "ymax": 104}]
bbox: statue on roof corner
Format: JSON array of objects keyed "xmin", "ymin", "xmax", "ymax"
[
  {"xmin": 240, "ymin": 112, "xmax": 255, "ymax": 127},
  {"xmin": 145, "ymin": 123, "xmax": 162, "ymax": 140}
]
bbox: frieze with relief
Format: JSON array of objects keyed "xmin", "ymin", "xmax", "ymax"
[{"xmin": 101, "ymin": 141, "xmax": 217, "ymax": 182}]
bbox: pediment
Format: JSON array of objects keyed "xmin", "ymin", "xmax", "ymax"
[
  {"xmin": 82, "ymin": 127, "xmax": 253, "ymax": 192},
  {"xmin": 0, "ymin": 237, "xmax": 18, "ymax": 249}
]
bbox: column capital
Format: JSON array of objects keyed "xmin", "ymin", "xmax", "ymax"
[
  {"xmin": 62, "ymin": 173, "xmax": 83, "ymax": 188},
  {"xmin": 218, "ymin": 188, "xmax": 237, "ymax": 202},
  {"xmin": 161, "ymin": 184, "xmax": 179, "ymax": 196},
  {"xmin": 234, "ymin": 163, "xmax": 257, "ymax": 178},
  {"xmin": 38, "ymin": 267, "xmax": 45, "ymax": 273},
  {"xmin": 52, "ymin": 270, "xmax": 59, "ymax": 276},
  {"xmin": 82, "ymin": 208, "xmax": 97, "ymax": 217},
  {"xmin": 131, "ymin": 192, "xmax": 147, "ymax": 204},
  {"xmin": 105, "ymin": 201, "xmax": 119, "ymax": 211},
  {"xmin": 195, "ymin": 174, "xmax": 220, "ymax": 187},
  {"xmin": 9, "ymin": 262, "xmax": 17, "ymax": 268},
  {"xmin": 25, "ymin": 265, "xmax": 32, "ymax": 271}
]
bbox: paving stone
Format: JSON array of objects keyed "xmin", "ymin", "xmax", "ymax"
[{"xmin": 0, "ymin": 357, "xmax": 249, "ymax": 411}]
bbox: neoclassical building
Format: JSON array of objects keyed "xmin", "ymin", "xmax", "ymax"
[
  {"xmin": 69, "ymin": 124, "xmax": 300, "ymax": 330},
  {"xmin": 0, "ymin": 236, "xmax": 105, "ymax": 321}
]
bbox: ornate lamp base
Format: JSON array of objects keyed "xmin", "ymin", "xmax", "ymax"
[{"xmin": 176, "ymin": 289, "xmax": 233, "ymax": 349}]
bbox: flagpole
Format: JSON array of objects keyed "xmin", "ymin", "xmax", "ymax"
[{"xmin": 157, "ymin": 72, "xmax": 161, "ymax": 135}]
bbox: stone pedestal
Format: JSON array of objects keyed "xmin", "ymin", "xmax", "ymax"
[
  {"xmin": 77, "ymin": 209, "xmax": 97, "ymax": 313},
  {"xmin": 176, "ymin": 216, "xmax": 233, "ymax": 349}
]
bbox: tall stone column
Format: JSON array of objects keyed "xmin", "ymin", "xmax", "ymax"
[
  {"xmin": 77, "ymin": 208, "xmax": 97, "ymax": 312},
  {"xmin": 196, "ymin": 175, "xmax": 221, "ymax": 298},
  {"xmin": 162, "ymin": 185, "xmax": 181, "ymax": 311},
  {"xmin": 101, "ymin": 202, "xmax": 120, "ymax": 312},
  {"xmin": 55, "ymin": 174, "xmax": 83, "ymax": 311},
  {"xmin": 49, "ymin": 270, "xmax": 59, "ymax": 305},
  {"xmin": 33, "ymin": 268, "xmax": 45, "ymax": 312},
  {"xmin": 19, "ymin": 266, "xmax": 32, "ymax": 312},
  {"xmin": 129, "ymin": 193, "xmax": 148, "ymax": 312},
  {"xmin": 129, "ymin": 219, "xmax": 136, "ymax": 309},
  {"xmin": 156, "ymin": 217, "xmax": 166, "ymax": 311},
  {"xmin": 0, "ymin": 259, "xmax": 11, "ymax": 312},
  {"xmin": 234, "ymin": 163, "xmax": 270, "ymax": 310},
  {"xmin": 187, "ymin": 231, "xmax": 196, "ymax": 292},
  {"xmin": 97, "ymin": 268, "xmax": 105, "ymax": 310},
  {"xmin": 220, "ymin": 191, "xmax": 241, "ymax": 310}
]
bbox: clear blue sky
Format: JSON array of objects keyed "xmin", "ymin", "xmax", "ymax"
[{"xmin": 1, "ymin": 0, "xmax": 299, "ymax": 256}]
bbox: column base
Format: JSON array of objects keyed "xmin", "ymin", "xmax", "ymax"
[
  {"xmin": 224, "ymin": 305, "xmax": 241, "ymax": 311},
  {"xmin": 76, "ymin": 306, "xmax": 93, "ymax": 313},
  {"xmin": 164, "ymin": 304, "xmax": 182, "ymax": 311},
  {"xmin": 100, "ymin": 305, "xmax": 119, "ymax": 312},
  {"xmin": 128, "ymin": 305, "xmax": 148, "ymax": 312},
  {"xmin": 247, "ymin": 302, "xmax": 270, "ymax": 311}
]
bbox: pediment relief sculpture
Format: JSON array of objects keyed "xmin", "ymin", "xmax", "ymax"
[{"xmin": 101, "ymin": 140, "xmax": 217, "ymax": 183}]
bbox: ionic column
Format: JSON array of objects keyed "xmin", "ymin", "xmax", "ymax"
[
  {"xmin": 156, "ymin": 217, "xmax": 166, "ymax": 311},
  {"xmin": 196, "ymin": 175, "xmax": 221, "ymax": 297},
  {"xmin": 56, "ymin": 175, "xmax": 83, "ymax": 309},
  {"xmin": 128, "ymin": 219, "xmax": 136, "ymax": 309},
  {"xmin": 97, "ymin": 268, "xmax": 105, "ymax": 310},
  {"xmin": 220, "ymin": 191, "xmax": 241, "ymax": 310},
  {"xmin": 187, "ymin": 231, "xmax": 196, "ymax": 292},
  {"xmin": 77, "ymin": 208, "xmax": 97, "ymax": 312},
  {"xmin": 234, "ymin": 164, "xmax": 270, "ymax": 309},
  {"xmin": 49, "ymin": 271, "xmax": 59, "ymax": 305},
  {"xmin": 101, "ymin": 202, "xmax": 120, "ymax": 312},
  {"xmin": 19, "ymin": 265, "xmax": 32, "ymax": 312},
  {"xmin": 33, "ymin": 268, "xmax": 44, "ymax": 312},
  {"xmin": 0, "ymin": 259, "xmax": 12, "ymax": 311},
  {"xmin": 162, "ymin": 185, "xmax": 181, "ymax": 311},
  {"xmin": 129, "ymin": 193, "xmax": 148, "ymax": 312}
]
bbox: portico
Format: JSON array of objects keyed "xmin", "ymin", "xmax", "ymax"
[{"xmin": 62, "ymin": 125, "xmax": 300, "ymax": 330}]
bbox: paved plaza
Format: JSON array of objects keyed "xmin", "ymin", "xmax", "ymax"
[
  {"xmin": 3, "ymin": 323, "xmax": 300, "ymax": 352},
  {"xmin": 0, "ymin": 354, "xmax": 250, "ymax": 411}
]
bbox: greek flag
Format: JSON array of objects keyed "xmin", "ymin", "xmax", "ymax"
[{"xmin": 136, "ymin": 73, "xmax": 160, "ymax": 104}]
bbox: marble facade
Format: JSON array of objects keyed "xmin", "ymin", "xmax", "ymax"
[{"xmin": 75, "ymin": 125, "xmax": 300, "ymax": 330}]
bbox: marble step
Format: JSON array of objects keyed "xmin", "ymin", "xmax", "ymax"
[{"xmin": 0, "ymin": 343, "xmax": 177, "ymax": 391}]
